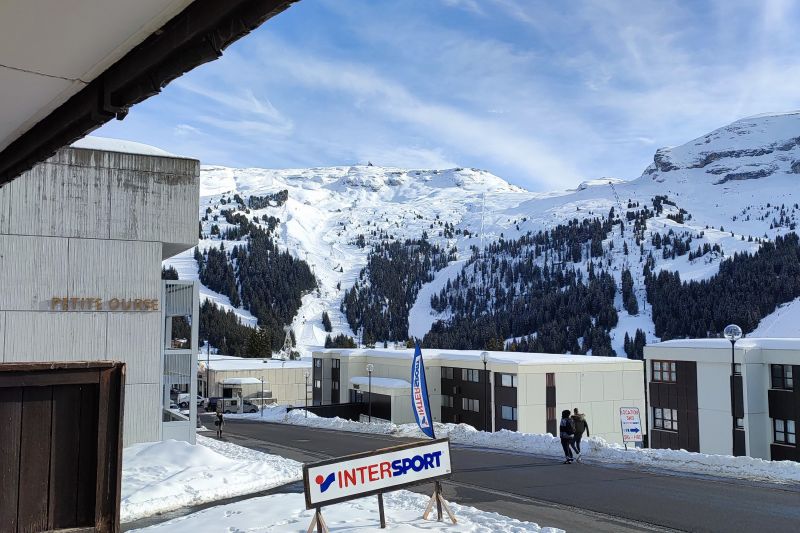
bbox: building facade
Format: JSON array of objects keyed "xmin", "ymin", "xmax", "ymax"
[
  {"xmin": 644, "ymin": 338, "xmax": 799, "ymax": 461},
  {"xmin": 0, "ymin": 142, "xmax": 200, "ymax": 445},
  {"xmin": 311, "ymin": 348, "xmax": 646, "ymax": 445},
  {"xmin": 200, "ymin": 354, "xmax": 311, "ymax": 408}
]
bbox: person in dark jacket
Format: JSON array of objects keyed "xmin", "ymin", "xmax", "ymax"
[
  {"xmin": 559, "ymin": 409, "xmax": 575, "ymax": 464},
  {"xmin": 215, "ymin": 411, "xmax": 224, "ymax": 438},
  {"xmin": 571, "ymin": 408, "xmax": 590, "ymax": 461}
]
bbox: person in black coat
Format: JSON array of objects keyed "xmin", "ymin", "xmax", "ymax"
[{"xmin": 559, "ymin": 409, "xmax": 575, "ymax": 464}]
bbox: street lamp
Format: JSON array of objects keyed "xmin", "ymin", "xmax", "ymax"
[
  {"xmin": 481, "ymin": 351, "xmax": 490, "ymax": 432},
  {"xmin": 304, "ymin": 370, "xmax": 310, "ymax": 418},
  {"xmin": 366, "ymin": 363, "xmax": 374, "ymax": 423},
  {"xmin": 723, "ymin": 324, "xmax": 743, "ymax": 456}
]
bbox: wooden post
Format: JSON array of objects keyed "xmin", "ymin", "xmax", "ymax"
[
  {"xmin": 306, "ymin": 507, "xmax": 329, "ymax": 533},
  {"xmin": 378, "ymin": 492, "xmax": 386, "ymax": 529},
  {"xmin": 435, "ymin": 481, "xmax": 443, "ymax": 521},
  {"xmin": 422, "ymin": 481, "xmax": 457, "ymax": 525}
]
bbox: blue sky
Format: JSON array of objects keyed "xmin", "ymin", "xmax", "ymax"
[{"xmin": 96, "ymin": 0, "xmax": 800, "ymax": 191}]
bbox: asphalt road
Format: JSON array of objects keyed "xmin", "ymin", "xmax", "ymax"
[{"xmin": 211, "ymin": 416, "xmax": 800, "ymax": 533}]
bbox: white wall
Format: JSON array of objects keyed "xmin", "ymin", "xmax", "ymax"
[
  {"xmin": 696, "ymin": 361, "xmax": 735, "ymax": 455},
  {"xmin": 0, "ymin": 147, "xmax": 199, "ymax": 446}
]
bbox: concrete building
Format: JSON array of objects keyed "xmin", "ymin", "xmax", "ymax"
[
  {"xmin": 200, "ymin": 354, "xmax": 311, "ymax": 408},
  {"xmin": 0, "ymin": 140, "xmax": 200, "ymax": 445},
  {"xmin": 644, "ymin": 338, "xmax": 799, "ymax": 461},
  {"xmin": 311, "ymin": 348, "xmax": 646, "ymax": 445}
]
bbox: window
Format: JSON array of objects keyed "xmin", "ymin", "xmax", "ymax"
[
  {"xmin": 546, "ymin": 373, "xmax": 555, "ymax": 387},
  {"xmin": 332, "ymin": 381, "xmax": 339, "ymax": 390},
  {"xmin": 441, "ymin": 367, "xmax": 454, "ymax": 380},
  {"xmin": 653, "ymin": 407, "xmax": 678, "ymax": 431},
  {"xmin": 734, "ymin": 363, "xmax": 742, "ymax": 375},
  {"xmin": 501, "ymin": 405, "xmax": 517, "ymax": 421},
  {"xmin": 546, "ymin": 406, "xmax": 556, "ymax": 421},
  {"xmin": 442, "ymin": 395, "xmax": 454, "ymax": 408},
  {"xmin": 771, "ymin": 365, "xmax": 794, "ymax": 390},
  {"xmin": 774, "ymin": 419, "xmax": 796, "ymax": 445},
  {"xmin": 332, "ymin": 359, "xmax": 340, "ymax": 369},
  {"xmin": 652, "ymin": 360, "xmax": 676, "ymax": 383},
  {"xmin": 461, "ymin": 397, "xmax": 479, "ymax": 412},
  {"xmin": 314, "ymin": 359, "xmax": 322, "ymax": 368},
  {"xmin": 462, "ymin": 368, "xmax": 479, "ymax": 382},
  {"xmin": 314, "ymin": 380, "xmax": 321, "ymax": 389},
  {"xmin": 500, "ymin": 374, "xmax": 518, "ymax": 388},
  {"xmin": 736, "ymin": 417, "xmax": 744, "ymax": 429}
]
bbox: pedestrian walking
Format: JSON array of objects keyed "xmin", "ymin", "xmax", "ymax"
[
  {"xmin": 571, "ymin": 408, "xmax": 590, "ymax": 462},
  {"xmin": 215, "ymin": 411, "xmax": 224, "ymax": 438},
  {"xmin": 559, "ymin": 409, "xmax": 575, "ymax": 464}
]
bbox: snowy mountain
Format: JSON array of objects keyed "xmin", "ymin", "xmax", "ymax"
[{"xmin": 166, "ymin": 111, "xmax": 800, "ymax": 356}]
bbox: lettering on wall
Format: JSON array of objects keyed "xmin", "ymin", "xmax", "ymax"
[{"xmin": 50, "ymin": 297, "xmax": 160, "ymax": 312}]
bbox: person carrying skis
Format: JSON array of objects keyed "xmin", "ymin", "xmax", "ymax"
[
  {"xmin": 571, "ymin": 408, "xmax": 590, "ymax": 462},
  {"xmin": 559, "ymin": 409, "xmax": 575, "ymax": 464}
]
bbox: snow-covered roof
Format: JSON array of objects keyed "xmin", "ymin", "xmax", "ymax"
[
  {"xmin": 349, "ymin": 376, "xmax": 410, "ymax": 389},
  {"xmin": 223, "ymin": 377, "xmax": 263, "ymax": 385},
  {"xmin": 199, "ymin": 354, "xmax": 311, "ymax": 371},
  {"xmin": 71, "ymin": 135, "xmax": 188, "ymax": 158},
  {"xmin": 653, "ymin": 338, "xmax": 800, "ymax": 351},
  {"xmin": 315, "ymin": 348, "xmax": 632, "ymax": 366}
]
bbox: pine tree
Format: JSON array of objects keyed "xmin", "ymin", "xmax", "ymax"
[{"xmin": 322, "ymin": 311, "xmax": 332, "ymax": 332}]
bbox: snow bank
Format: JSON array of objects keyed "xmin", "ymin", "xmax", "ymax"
[
  {"xmin": 127, "ymin": 490, "xmax": 561, "ymax": 532},
  {"xmin": 121, "ymin": 435, "xmax": 301, "ymax": 522},
  {"xmin": 239, "ymin": 406, "xmax": 800, "ymax": 485}
]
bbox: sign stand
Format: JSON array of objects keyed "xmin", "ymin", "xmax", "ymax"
[
  {"xmin": 378, "ymin": 493, "xmax": 386, "ymax": 528},
  {"xmin": 422, "ymin": 480, "xmax": 457, "ymax": 524},
  {"xmin": 306, "ymin": 507, "xmax": 329, "ymax": 533}
]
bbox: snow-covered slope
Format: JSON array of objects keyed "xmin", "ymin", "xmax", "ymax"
[{"xmin": 168, "ymin": 111, "xmax": 800, "ymax": 355}]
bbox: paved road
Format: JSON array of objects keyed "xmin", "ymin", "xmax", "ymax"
[{"xmin": 211, "ymin": 416, "xmax": 800, "ymax": 533}]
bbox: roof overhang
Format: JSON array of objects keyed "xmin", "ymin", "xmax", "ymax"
[{"xmin": 0, "ymin": 0, "xmax": 297, "ymax": 186}]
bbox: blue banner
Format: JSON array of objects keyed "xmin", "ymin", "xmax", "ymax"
[{"xmin": 411, "ymin": 343, "xmax": 435, "ymax": 439}]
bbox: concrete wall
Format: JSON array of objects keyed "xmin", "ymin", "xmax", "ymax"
[
  {"xmin": 0, "ymin": 147, "xmax": 199, "ymax": 446},
  {"xmin": 517, "ymin": 363, "xmax": 645, "ymax": 445},
  {"xmin": 207, "ymin": 366, "xmax": 310, "ymax": 407}
]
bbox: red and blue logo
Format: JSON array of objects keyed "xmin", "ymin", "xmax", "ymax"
[{"xmin": 315, "ymin": 472, "xmax": 336, "ymax": 493}]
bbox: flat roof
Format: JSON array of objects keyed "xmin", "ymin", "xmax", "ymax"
[
  {"xmin": 71, "ymin": 136, "xmax": 185, "ymax": 158},
  {"xmin": 350, "ymin": 376, "xmax": 410, "ymax": 389},
  {"xmin": 650, "ymin": 338, "xmax": 800, "ymax": 351},
  {"xmin": 199, "ymin": 354, "xmax": 311, "ymax": 371},
  {"xmin": 314, "ymin": 348, "xmax": 633, "ymax": 366}
]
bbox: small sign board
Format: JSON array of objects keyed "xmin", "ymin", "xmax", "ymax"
[
  {"xmin": 303, "ymin": 438, "xmax": 452, "ymax": 509},
  {"xmin": 620, "ymin": 407, "xmax": 643, "ymax": 443}
]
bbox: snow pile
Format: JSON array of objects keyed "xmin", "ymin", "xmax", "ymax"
[
  {"xmin": 121, "ymin": 435, "xmax": 301, "ymax": 522},
  {"xmin": 238, "ymin": 406, "xmax": 800, "ymax": 485},
  {"xmin": 127, "ymin": 490, "xmax": 561, "ymax": 532},
  {"xmin": 71, "ymin": 136, "xmax": 182, "ymax": 158}
]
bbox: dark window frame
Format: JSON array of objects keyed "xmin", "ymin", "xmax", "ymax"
[
  {"xmin": 773, "ymin": 418, "xmax": 796, "ymax": 445},
  {"xmin": 653, "ymin": 407, "xmax": 678, "ymax": 431},
  {"xmin": 501, "ymin": 405, "xmax": 517, "ymax": 421},
  {"xmin": 771, "ymin": 364, "xmax": 794, "ymax": 390},
  {"xmin": 652, "ymin": 360, "xmax": 677, "ymax": 383},
  {"xmin": 462, "ymin": 368, "xmax": 479, "ymax": 383},
  {"xmin": 499, "ymin": 373, "xmax": 518, "ymax": 388}
]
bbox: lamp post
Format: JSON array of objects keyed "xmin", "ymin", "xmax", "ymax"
[
  {"xmin": 723, "ymin": 324, "xmax": 743, "ymax": 456},
  {"xmin": 260, "ymin": 377, "xmax": 264, "ymax": 418},
  {"xmin": 481, "ymin": 351, "xmax": 490, "ymax": 432},
  {"xmin": 366, "ymin": 363, "xmax": 374, "ymax": 423},
  {"xmin": 304, "ymin": 370, "xmax": 310, "ymax": 418}
]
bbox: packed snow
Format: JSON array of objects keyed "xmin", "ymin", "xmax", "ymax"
[
  {"xmin": 751, "ymin": 298, "xmax": 800, "ymax": 337},
  {"xmin": 127, "ymin": 491, "xmax": 561, "ymax": 532},
  {"xmin": 121, "ymin": 435, "xmax": 300, "ymax": 522},
  {"xmin": 235, "ymin": 405, "xmax": 800, "ymax": 485}
]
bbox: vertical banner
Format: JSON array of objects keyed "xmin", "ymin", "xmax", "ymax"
[{"xmin": 411, "ymin": 343, "xmax": 436, "ymax": 439}]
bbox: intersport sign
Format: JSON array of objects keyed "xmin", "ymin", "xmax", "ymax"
[{"xmin": 303, "ymin": 438, "xmax": 452, "ymax": 508}]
